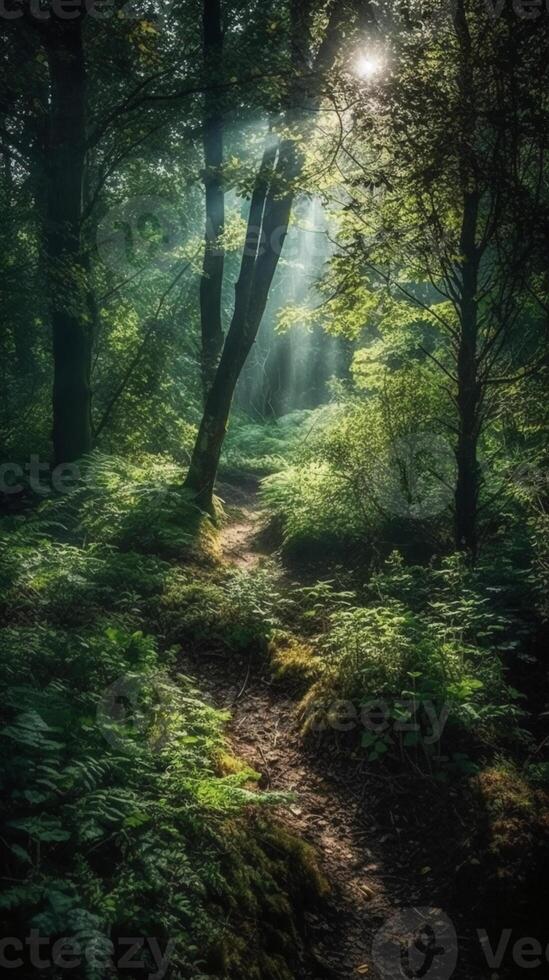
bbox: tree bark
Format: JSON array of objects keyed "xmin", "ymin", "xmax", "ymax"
[
  {"xmin": 453, "ymin": 0, "xmax": 481, "ymax": 556},
  {"xmin": 455, "ymin": 190, "xmax": 481, "ymax": 555},
  {"xmin": 200, "ymin": 0, "xmax": 225, "ymax": 400},
  {"xmin": 44, "ymin": 18, "xmax": 91, "ymax": 466},
  {"xmin": 185, "ymin": 137, "xmax": 295, "ymax": 508}
]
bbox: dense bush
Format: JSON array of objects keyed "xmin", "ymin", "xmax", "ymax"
[
  {"xmin": 289, "ymin": 553, "xmax": 535, "ymax": 774},
  {"xmin": 262, "ymin": 460, "xmax": 362, "ymax": 558},
  {"xmin": 0, "ymin": 621, "xmax": 296, "ymax": 977},
  {"xmin": 160, "ymin": 565, "xmax": 286, "ymax": 653},
  {"xmin": 261, "ymin": 398, "xmax": 456, "ymax": 560},
  {"xmin": 42, "ymin": 452, "xmax": 221, "ymax": 561}
]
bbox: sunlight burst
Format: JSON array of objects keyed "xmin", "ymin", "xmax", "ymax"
[{"xmin": 355, "ymin": 52, "xmax": 384, "ymax": 79}]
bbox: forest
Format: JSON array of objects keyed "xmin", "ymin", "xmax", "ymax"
[{"xmin": 1, "ymin": 0, "xmax": 548, "ymax": 977}]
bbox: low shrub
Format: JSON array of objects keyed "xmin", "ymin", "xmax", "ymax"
[
  {"xmin": 42, "ymin": 452, "xmax": 221, "ymax": 562},
  {"xmin": 0, "ymin": 621, "xmax": 292, "ymax": 977},
  {"xmin": 268, "ymin": 631, "xmax": 320, "ymax": 687},
  {"xmin": 160, "ymin": 565, "xmax": 286, "ymax": 653},
  {"xmin": 221, "ymin": 410, "xmax": 324, "ymax": 477},
  {"xmin": 261, "ymin": 461, "xmax": 364, "ymax": 560},
  {"xmin": 261, "ymin": 399, "xmax": 454, "ymax": 561},
  {"xmin": 294, "ymin": 553, "xmax": 528, "ymax": 773}
]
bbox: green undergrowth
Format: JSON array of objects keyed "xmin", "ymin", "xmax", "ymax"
[
  {"xmin": 0, "ymin": 454, "xmax": 327, "ymax": 980},
  {"xmin": 220, "ymin": 409, "xmax": 332, "ymax": 478},
  {"xmin": 2, "ymin": 448, "xmax": 547, "ymax": 968},
  {"xmin": 259, "ymin": 400, "xmax": 451, "ymax": 563},
  {"xmin": 276, "ymin": 552, "xmax": 538, "ymax": 771},
  {"xmin": 259, "ymin": 402, "xmax": 547, "ymax": 569},
  {"xmin": 265, "ymin": 548, "xmax": 549, "ymax": 938},
  {"xmin": 47, "ymin": 452, "xmax": 222, "ymax": 562}
]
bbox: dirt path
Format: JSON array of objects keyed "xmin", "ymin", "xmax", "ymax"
[
  {"xmin": 192, "ymin": 482, "xmax": 483, "ymax": 979},
  {"xmin": 217, "ymin": 478, "xmax": 265, "ymax": 570},
  {"xmin": 193, "ymin": 658, "xmax": 386, "ymax": 977}
]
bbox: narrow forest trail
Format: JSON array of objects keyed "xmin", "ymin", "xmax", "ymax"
[{"xmin": 189, "ymin": 479, "xmax": 482, "ymax": 980}]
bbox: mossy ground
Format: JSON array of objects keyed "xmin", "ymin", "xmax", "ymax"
[{"xmin": 269, "ymin": 632, "xmax": 320, "ymax": 688}]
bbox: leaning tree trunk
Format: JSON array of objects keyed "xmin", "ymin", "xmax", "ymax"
[
  {"xmin": 185, "ymin": 0, "xmax": 347, "ymax": 510},
  {"xmin": 185, "ymin": 137, "xmax": 297, "ymax": 509},
  {"xmin": 44, "ymin": 18, "xmax": 91, "ymax": 466},
  {"xmin": 200, "ymin": 0, "xmax": 225, "ymax": 400}
]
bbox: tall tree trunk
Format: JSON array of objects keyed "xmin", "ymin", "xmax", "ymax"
[
  {"xmin": 185, "ymin": 137, "xmax": 296, "ymax": 508},
  {"xmin": 455, "ymin": 191, "xmax": 481, "ymax": 555},
  {"xmin": 185, "ymin": 0, "xmax": 347, "ymax": 510},
  {"xmin": 44, "ymin": 18, "xmax": 91, "ymax": 466},
  {"xmin": 453, "ymin": 0, "xmax": 481, "ymax": 556},
  {"xmin": 200, "ymin": 0, "xmax": 225, "ymax": 400}
]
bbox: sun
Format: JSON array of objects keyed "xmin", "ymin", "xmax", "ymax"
[{"xmin": 355, "ymin": 52, "xmax": 384, "ymax": 79}]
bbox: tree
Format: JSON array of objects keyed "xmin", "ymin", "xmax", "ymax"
[
  {"xmin": 185, "ymin": 0, "xmax": 351, "ymax": 510},
  {"xmin": 42, "ymin": 14, "xmax": 92, "ymax": 465},
  {"xmin": 2, "ymin": 2, "xmax": 203, "ymax": 466},
  {"xmin": 323, "ymin": 0, "xmax": 549, "ymax": 554},
  {"xmin": 200, "ymin": 0, "xmax": 225, "ymax": 400}
]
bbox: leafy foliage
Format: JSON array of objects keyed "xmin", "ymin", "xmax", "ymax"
[
  {"xmin": 0, "ymin": 473, "xmax": 322, "ymax": 979},
  {"xmin": 160, "ymin": 565, "xmax": 287, "ymax": 653},
  {"xmin": 293, "ymin": 551, "xmax": 537, "ymax": 776},
  {"xmin": 221, "ymin": 410, "xmax": 323, "ymax": 477}
]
